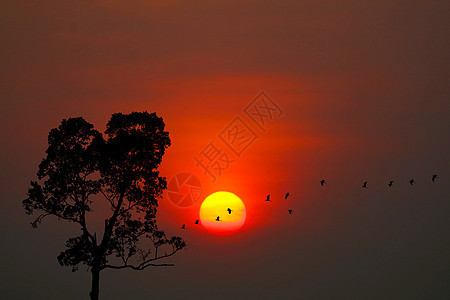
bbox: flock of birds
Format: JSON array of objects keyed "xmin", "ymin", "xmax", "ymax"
[
  {"xmin": 320, "ymin": 174, "xmax": 438, "ymax": 189},
  {"xmin": 180, "ymin": 174, "xmax": 439, "ymax": 229},
  {"xmin": 181, "ymin": 206, "xmax": 234, "ymax": 229}
]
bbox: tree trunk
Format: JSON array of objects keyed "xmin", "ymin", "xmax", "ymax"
[{"xmin": 89, "ymin": 268, "xmax": 100, "ymax": 300}]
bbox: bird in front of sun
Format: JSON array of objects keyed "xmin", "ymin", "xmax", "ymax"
[
  {"xmin": 285, "ymin": 192, "xmax": 290, "ymax": 199},
  {"xmin": 181, "ymin": 224, "xmax": 186, "ymax": 229},
  {"xmin": 362, "ymin": 181, "xmax": 368, "ymax": 189},
  {"xmin": 194, "ymin": 220, "xmax": 199, "ymax": 225},
  {"xmin": 266, "ymin": 194, "xmax": 271, "ymax": 202},
  {"xmin": 200, "ymin": 191, "xmax": 246, "ymax": 235}
]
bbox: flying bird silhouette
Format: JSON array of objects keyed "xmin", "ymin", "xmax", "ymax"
[
  {"xmin": 194, "ymin": 220, "xmax": 199, "ymax": 224},
  {"xmin": 227, "ymin": 208, "xmax": 232, "ymax": 214},
  {"xmin": 432, "ymin": 174, "xmax": 438, "ymax": 182},
  {"xmin": 320, "ymin": 179, "xmax": 326, "ymax": 186},
  {"xmin": 388, "ymin": 180, "xmax": 394, "ymax": 187},
  {"xmin": 266, "ymin": 195, "xmax": 271, "ymax": 202},
  {"xmin": 181, "ymin": 224, "xmax": 186, "ymax": 229},
  {"xmin": 285, "ymin": 192, "xmax": 290, "ymax": 199},
  {"xmin": 215, "ymin": 216, "xmax": 221, "ymax": 222},
  {"xmin": 410, "ymin": 179, "xmax": 415, "ymax": 185},
  {"xmin": 362, "ymin": 181, "xmax": 368, "ymax": 188},
  {"xmin": 288, "ymin": 209, "xmax": 293, "ymax": 214}
]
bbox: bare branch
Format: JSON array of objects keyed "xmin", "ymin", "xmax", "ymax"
[
  {"xmin": 102, "ymin": 244, "xmax": 183, "ymax": 271},
  {"xmin": 31, "ymin": 213, "xmax": 50, "ymax": 228},
  {"xmin": 100, "ymin": 189, "xmax": 115, "ymax": 207},
  {"xmin": 102, "ymin": 263, "xmax": 174, "ymax": 271}
]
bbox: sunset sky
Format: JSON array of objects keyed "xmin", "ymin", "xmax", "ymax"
[{"xmin": 1, "ymin": 1, "xmax": 449, "ymax": 299}]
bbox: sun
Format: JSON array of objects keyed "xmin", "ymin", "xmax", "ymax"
[{"xmin": 200, "ymin": 191, "xmax": 246, "ymax": 235}]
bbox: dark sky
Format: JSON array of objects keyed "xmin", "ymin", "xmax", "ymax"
[{"xmin": 1, "ymin": 1, "xmax": 449, "ymax": 299}]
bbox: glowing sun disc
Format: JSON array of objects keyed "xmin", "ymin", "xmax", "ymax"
[{"xmin": 200, "ymin": 191, "xmax": 246, "ymax": 235}]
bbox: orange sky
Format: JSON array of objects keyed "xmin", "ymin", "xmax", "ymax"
[
  {"xmin": 0, "ymin": 0, "xmax": 449, "ymax": 299},
  {"xmin": 1, "ymin": 0, "xmax": 448, "ymax": 242}
]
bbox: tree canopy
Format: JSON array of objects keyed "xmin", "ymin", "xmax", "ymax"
[{"xmin": 23, "ymin": 112, "xmax": 185, "ymax": 299}]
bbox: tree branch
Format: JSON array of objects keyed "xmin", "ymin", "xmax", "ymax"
[
  {"xmin": 102, "ymin": 263, "xmax": 174, "ymax": 271},
  {"xmin": 100, "ymin": 189, "xmax": 115, "ymax": 208},
  {"xmin": 102, "ymin": 244, "xmax": 182, "ymax": 271},
  {"xmin": 31, "ymin": 213, "xmax": 50, "ymax": 228},
  {"xmin": 100, "ymin": 192, "xmax": 125, "ymax": 250},
  {"xmin": 74, "ymin": 185, "xmax": 96, "ymax": 245}
]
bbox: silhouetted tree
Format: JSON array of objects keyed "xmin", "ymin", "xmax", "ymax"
[{"xmin": 23, "ymin": 112, "xmax": 185, "ymax": 300}]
